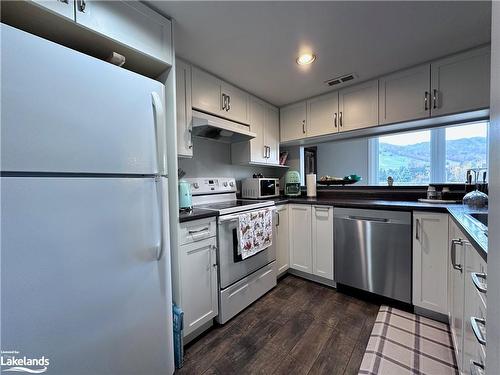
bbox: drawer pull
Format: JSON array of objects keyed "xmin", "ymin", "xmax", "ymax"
[
  {"xmin": 470, "ymin": 360, "xmax": 485, "ymax": 375},
  {"xmin": 188, "ymin": 227, "xmax": 209, "ymax": 234},
  {"xmin": 472, "ymin": 272, "xmax": 487, "ymax": 293},
  {"xmin": 470, "ymin": 316, "xmax": 486, "ymax": 345}
]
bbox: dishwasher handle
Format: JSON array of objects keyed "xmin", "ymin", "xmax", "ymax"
[{"xmin": 344, "ymin": 215, "xmax": 390, "ymax": 223}]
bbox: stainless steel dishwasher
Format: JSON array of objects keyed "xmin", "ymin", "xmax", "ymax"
[{"xmin": 334, "ymin": 208, "xmax": 411, "ymax": 303}]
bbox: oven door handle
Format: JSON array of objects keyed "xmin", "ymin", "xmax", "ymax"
[{"xmin": 218, "ymin": 207, "xmax": 277, "ymax": 224}]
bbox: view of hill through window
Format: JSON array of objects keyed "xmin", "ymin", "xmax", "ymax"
[{"xmin": 376, "ymin": 122, "xmax": 488, "ymax": 185}]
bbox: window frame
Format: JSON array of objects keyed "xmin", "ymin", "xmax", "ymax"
[{"xmin": 368, "ymin": 122, "xmax": 489, "ymax": 185}]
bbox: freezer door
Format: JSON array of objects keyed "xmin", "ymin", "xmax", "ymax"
[
  {"xmin": 1, "ymin": 24, "xmax": 166, "ymax": 175},
  {"xmin": 1, "ymin": 177, "xmax": 174, "ymax": 375}
]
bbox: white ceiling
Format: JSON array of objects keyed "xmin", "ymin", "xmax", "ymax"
[{"xmin": 148, "ymin": 1, "xmax": 491, "ymax": 106}]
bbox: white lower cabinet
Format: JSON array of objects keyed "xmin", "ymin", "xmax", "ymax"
[
  {"xmin": 275, "ymin": 204, "xmax": 290, "ymax": 275},
  {"xmin": 287, "ymin": 204, "xmax": 334, "ymax": 281},
  {"xmin": 289, "ymin": 204, "xmax": 312, "ymax": 273},
  {"xmin": 412, "ymin": 212, "xmax": 449, "ymax": 314},
  {"xmin": 178, "ymin": 219, "xmax": 218, "ymax": 337},
  {"xmin": 312, "ymin": 206, "xmax": 334, "ymax": 280},
  {"xmin": 448, "ymin": 217, "xmax": 487, "ymax": 374}
]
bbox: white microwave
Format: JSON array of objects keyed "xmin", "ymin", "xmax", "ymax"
[{"xmin": 241, "ymin": 178, "xmax": 280, "ymax": 199}]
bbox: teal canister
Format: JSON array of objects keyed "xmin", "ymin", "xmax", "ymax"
[{"xmin": 178, "ymin": 180, "xmax": 192, "ymax": 211}]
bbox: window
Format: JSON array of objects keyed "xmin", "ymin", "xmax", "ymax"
[
  {"xmin": 376, "ymin": 130, "xmax": 431, "ymax": 185},
  {"xmin": 370, "ymin": 121, "xmax": 489, "ymax": 185},
  {"xmin": 445, "ymin": 123, "xmax": 488, "ymax": 182}
]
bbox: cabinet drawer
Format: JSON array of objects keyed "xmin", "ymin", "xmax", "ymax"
[
  {"xmin": 218, "ymin": 262, "xmax": 276, "ymax": 323},
  {"xmin": 179, "ymin": 218, "xmax": 216, "ymax": 245}
]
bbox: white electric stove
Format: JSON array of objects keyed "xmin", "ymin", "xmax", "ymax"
[{"xmin": 184, "ymin": 177, "xmax": 277, "ymax": 323}]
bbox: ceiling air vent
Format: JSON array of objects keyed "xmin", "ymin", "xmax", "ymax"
[{"xmin": 325, "ymin": 73, "xmax": 357, "ymax": 87}]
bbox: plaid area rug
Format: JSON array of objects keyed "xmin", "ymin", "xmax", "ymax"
[{"xmin": 359, "ymin": 305, "xmax": 458, "ymax": 375}]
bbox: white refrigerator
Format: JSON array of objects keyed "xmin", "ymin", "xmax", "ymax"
[{"xmin": 1, "ymin": 24, "xmax": 174, "ymax": 374}]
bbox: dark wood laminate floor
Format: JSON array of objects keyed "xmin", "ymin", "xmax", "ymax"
[{"xmin": 177, "ymin": 275, "xmax": 380, "ymax": 375}]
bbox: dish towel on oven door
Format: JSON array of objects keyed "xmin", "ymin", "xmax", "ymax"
[{"xmin": 237, "ymin": 208, "xmax": 273, "ymax": 260}]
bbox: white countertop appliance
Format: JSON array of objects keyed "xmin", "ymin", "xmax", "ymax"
[
  {"xmin": 1, "ymin": 25, "xmax": 174, "ymax": 374},
  {"xmin": 186, "ymin": 177, "xmax": 277, "ymax": 323},
  {"xmin": 241, "ymin": 177, "xmax": 280, "ymax": 199}
]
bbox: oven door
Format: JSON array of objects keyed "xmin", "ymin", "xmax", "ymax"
[{"xmin": 217, "ymin": 208, "xmax": 277, "ymax": 289}]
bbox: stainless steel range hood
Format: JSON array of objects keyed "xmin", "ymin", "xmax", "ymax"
[{"xmin": 191, "ymin": 110, "xmax": 256, "ymax": 143}]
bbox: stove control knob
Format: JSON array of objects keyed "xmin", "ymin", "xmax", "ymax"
[
  {"xmin": 223, "ymin": 182, "xmax": 228, "ymax": 187},
  {"xmin": 229, "ymin": 181, "xmax": 235, "ymax": 187},
  {"xmin": 193, "ymin": 183, "xmax": 199, "ymax": 189}
]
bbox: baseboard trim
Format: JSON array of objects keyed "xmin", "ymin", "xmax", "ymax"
[
  {"xmin": 414, "ymin": 306, "xmax": 449, "ymax": 324},
  {"xmin": 287, "ymin": 269, "xmax": 336, "ymax": 288}
]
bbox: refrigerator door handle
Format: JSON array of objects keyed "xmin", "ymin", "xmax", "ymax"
[
  {"xmin": 152, "ymin": 92, "xmax": 167, "ymax": 176},
  {"xmin": 155, "ymin": 176, "xmax": 165, "ymax": 261}
]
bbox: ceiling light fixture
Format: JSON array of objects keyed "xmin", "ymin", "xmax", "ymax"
[{"xmin": 296, "ymin": 53, "xmax": 316, "ymax": 65}]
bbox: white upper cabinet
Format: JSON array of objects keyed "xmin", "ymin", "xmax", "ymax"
[
  {"xmin": 412, "ymin": 212, "xmax": 449, "ymax": 314},
  {"xmin": 74, "ymin": 0, "xmax": 172, "ymax": 64},
  {"xmin": 307, "ymin": 91, "xmax": 339, "ymax": 137},
  {"xmin": 176, "ymin": 58, "xmax": 193, "ymax": 158},
  {"xmin": 275, "ymin": 204, "xmax": 290, "ymax": 275},
  {"xmin": 289, "ymin": 204, "xmax": 312, "ymax": 273},
  {"xmin": 191, "ymin": 66, "xmax": 222, "ymax": 115},
  {"xmin": 32, "ymin": 0, "xmax": 75, "ymax": 19},
  {"xmin": 221, "ymin": 82, "xmax": 249, "ymax": 124},
  {"xmin": 338, "ymin": 79, "xmax": 379, "ymax": 132},
  {"xmin": 266, "ymin": 105, "xmax": 280, "ymax": 165},
  {"xmin": 231, "ymin": 98, "xmax": 280, "ymax": 165},
  {"xmin": 248, "ymin": 97, "xmax": 267, "ymax": 164},
  {"xmin": 379, "ymin": 65, "xmax": 431, "ymax": 125},
  {"xmin": 431, "ymin": 46, "xmax": 491, "ymax": 116},
  {"xmin": 280, "ymin": 101, "xmax": 307, "ymax": 142},
  {"xmin": 191, "ymin": 67, "xmax": 249, "ymax": 124},
  {"xmin": 311, "ymin": 206, "xmax": 334, "ymax": 280}
]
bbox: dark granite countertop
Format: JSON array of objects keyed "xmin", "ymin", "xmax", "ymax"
[
  {"xmin": 447, "ymin": 206, "xmax": 488, "ymax": 261},
  {"xmin": 179, "ymin": 208, "xmax": 218, "ymax": 223},
  {"xmin": 274, "ymin": 196, "xmax": 487, "ymax": 260},
  {"xmin": 273, "ymin": 196, "xmax": 459, "ymax": 213}
]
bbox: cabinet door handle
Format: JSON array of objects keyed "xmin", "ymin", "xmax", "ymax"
[
  {"xmin": 339, "ymin": 111, "xmax": 343, "ymax": 128},
  {"xmin": 432, "ymin": 89, "xmax": 438, "ymax": 109},
  {"xmin": 276, "ymin": 211, "xmax": 280, "ymax": 227},
  {"xmin": 221, "ymin": 94, "xmax": 227, "ymax": 111},
  {"xmin": 451, "ymin": 239, "xmax": 463, "ymax": 272},
  {"xmin": 471, "ymin": 272, "xmax": 487, "ymax": 293},
  {"xmin": 210, "ymin": 244, "xmax": 218, "ymax": 268},
  {"xmin": 59, "ymin": 0, "xmax": 69, "ymax": 3},
  {"xmin": 334, "ymin": 113, "xmax": 338, "ymax": 128},
  {"xmin": 267, "ymin": 146, "xmax": 271, "ymax": 158},
  {"xmin": 227, "ymin": 95, "xmax": 231, "ymax": 111},
  {"xmin": 470, "ymin": 360, "xmax": 485, "ymax": 375},
  {"xmin": 415, "ymin": 218, "xmax": 420, "ymax": 240},
  {"xmin": 424, "ymin": 91, "xmax": 429, "ymax": 111},
  {"xmin": 77, "ymin": 0, "xmax": 86, "ymax": 12},
  {"xmin": 302, "ymin": 119, "xmax": 306, "ymax": 134},
  {"xmin": 470, "ymin": 317, "xmax": 486, "ymax": 345}
]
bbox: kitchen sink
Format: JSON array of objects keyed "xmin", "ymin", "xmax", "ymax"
[{"xmin": 469, "ymin": 213, "xmax": 488, "ymax": 227}]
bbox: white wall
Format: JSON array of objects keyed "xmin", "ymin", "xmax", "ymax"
[
  {"xmin": 316, "ymin": 138, "xmax": 369, "ymax": 185},
  {"xmin": 486, "ymin": 1, "xmax": 500, "ymax": 372},
  {"xmin": 178, "ymin": 137, "xmax": 286, "ymax": 181}
]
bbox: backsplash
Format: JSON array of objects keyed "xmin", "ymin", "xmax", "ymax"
[{"xmin": 178, "ymin": 137, "xmax": 287, "ymax": 186}]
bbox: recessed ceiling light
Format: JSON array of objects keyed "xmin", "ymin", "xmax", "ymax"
[{"xmin": 296, "ymin": 53, "xmax": 316, "ymax": 65}]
